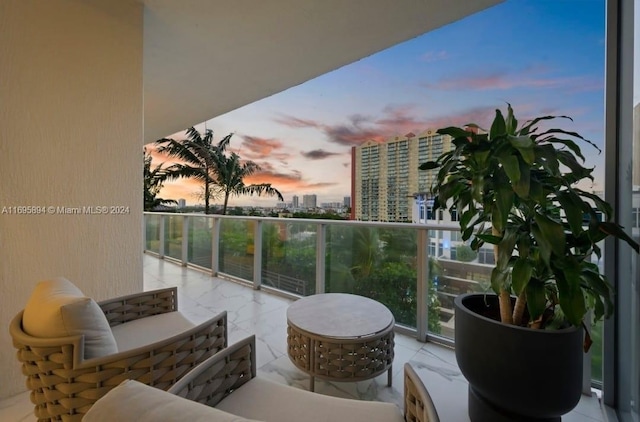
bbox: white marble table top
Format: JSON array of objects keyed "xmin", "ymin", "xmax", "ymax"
[{"xmin": 287, "ymin": 293, "xmax": 394, "ymax": 338}]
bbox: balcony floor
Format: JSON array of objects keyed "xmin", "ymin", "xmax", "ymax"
[{"xmin": 2, "ymin": 254, "xmax": 606, "ymax": 421}]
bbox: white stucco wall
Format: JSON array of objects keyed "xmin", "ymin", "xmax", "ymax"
[{"xmin": 0, "ymin": 0, "xmax": 143, "ymax": 399}]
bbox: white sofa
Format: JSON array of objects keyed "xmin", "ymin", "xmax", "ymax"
[
  {"xmin": 84, "ymin": 335, "xmax": 439, "ymax": 422},
  {"xmin": 10, "ymin": 278, "xmax": 228, "ymax": 421}
]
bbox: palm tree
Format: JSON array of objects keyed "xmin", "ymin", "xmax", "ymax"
[
  {"xmin": 213, "ymin": 149, "xmax": 284, "ymax": 215},
  {"xmin": 143, "ymin": 149, "xmax": 177, "ymax": 211},
  {"xmin": 155, "ymin": 127, "xmax": 232, "ymax": 214}
]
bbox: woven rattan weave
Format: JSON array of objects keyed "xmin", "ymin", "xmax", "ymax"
[
  {"xmin": 169, "ymin": 336, "xmax": 437, "ymax": 422},
  {"xmin": 10, "ymin": 287, "xmax": 227, "ymax": 422},
  {"xmin": 404, "ymin": 363, "xmax": 440, "ymax": 421},
  {"xmin": 286, "ymin": 293, "xmax": 395, "ymax": 391}
]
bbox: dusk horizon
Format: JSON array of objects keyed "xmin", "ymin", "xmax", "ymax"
[{"xmin": 151, "ymin": 0, "xmax": 608, "ymax": 209}]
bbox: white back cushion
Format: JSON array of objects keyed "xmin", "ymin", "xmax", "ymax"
[
  {"xmin": 84, "ymin": 379, "xmax": 262, "ymax": 422},
  {"xmin": 23, "ymin": 277, "xmax": 118, "ymax": 359}
]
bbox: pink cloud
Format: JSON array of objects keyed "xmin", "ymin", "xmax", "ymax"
[
  {"xmin": 240, "ymin": 135, "xmax": 291, "ymax": 161},
  {"xmin": 426, "ymin": 69, "xmax": 602, "ymax": 93}
]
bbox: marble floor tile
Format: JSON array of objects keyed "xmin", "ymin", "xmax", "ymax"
[{"xmin": 0, "ymin": 254, "xmax": 606, "ymax": 422}]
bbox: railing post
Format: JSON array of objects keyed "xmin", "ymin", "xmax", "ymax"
[
  {"xmin": 158, "ymin": 214, "xmax": 166, "ymax": 258},
  {"xmin": 315, "ymin": 222, "xmax": 326, "ymax": 295},
  {"xmin": 416, "ymin": 227, "xmax": 430, "ymax": 342},
  {"xmin": 181, "ymin": 216, "xmax": 189, "ymax": 266},
  {"xmin": 142, "ymin": 213, "xmax": 147, "ymax": 252},
  {"xmin": 253, "ymin": 220, "xmax": 262, "ymax": 290},
  {"xmin": 211, "ymin": 217, "xmax": 220, "ymax": 276}
]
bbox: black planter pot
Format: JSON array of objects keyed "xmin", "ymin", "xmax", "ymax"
[{"xmin": 454, "ymin": 293, "xmax": 583, "ymax": 422}]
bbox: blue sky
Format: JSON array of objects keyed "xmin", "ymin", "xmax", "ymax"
[{"xmin": 155, "ymin": 0, "xmax": 608, "ymax": 207}]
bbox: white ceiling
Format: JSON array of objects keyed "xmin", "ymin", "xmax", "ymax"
[{"xmin": 142, "ymin": 0, "xmax": 502, "ymax": 142}]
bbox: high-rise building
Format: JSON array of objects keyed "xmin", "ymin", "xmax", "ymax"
[
  {"xmin": 292, "ymin": 195, "xmax": 299, "ymax": 208},
  {"xmin": 343, "ymin": 196, "xmax": 351, "ymax": 207},
  {"xmin": 177, "ymin": 198, "xmax": 186, "ymax": 208},
  {"xmin": 351, "ymin": 130, "xmax": 453, "ymax": 222},
  {"xmin": 302, "ymin": 194, "xmax": 317, "ymax": 209}
]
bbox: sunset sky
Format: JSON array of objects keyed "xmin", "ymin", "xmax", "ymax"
[{"xmin": 151, "ymin": 0, "xmax": 608, "ymax": 208}]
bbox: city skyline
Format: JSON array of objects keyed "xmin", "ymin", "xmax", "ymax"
[{"xmin": 151, "ymin": 0, "xmax": 607, "ymax": 208}]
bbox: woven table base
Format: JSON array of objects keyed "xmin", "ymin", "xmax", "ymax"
[{"xmin": 287, "ymin": 324, "xmax": 394, "ymax": 391}]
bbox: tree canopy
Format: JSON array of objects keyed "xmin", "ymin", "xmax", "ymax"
[
  {"xmin": 155, "ymin": 127, "xmax": 283, "ymax": 214},
  {"xmin": 143, "ymin": 149, "xmax": 176, "ymax": 211}
]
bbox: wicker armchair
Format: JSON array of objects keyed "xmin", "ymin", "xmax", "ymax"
[
  {"xmin": 10, "ymin": 285, "xmax": 227, "ymax": 422},
  {"xmin": 169, "ymin": 336, "xmax": 440, "ymax": 422},
  {"xmin": 404, "ymin": 363, "xmax": 440, "ymax": 422}
]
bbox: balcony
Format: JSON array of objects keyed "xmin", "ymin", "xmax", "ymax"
[{"xmin": 0, "ymin": 213, "xmax": 606, "ymax": 421}]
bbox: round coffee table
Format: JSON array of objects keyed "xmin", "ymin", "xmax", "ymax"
[{"xmin": 286, "ymin": 293, "xmax": 395, "ymax": 392}]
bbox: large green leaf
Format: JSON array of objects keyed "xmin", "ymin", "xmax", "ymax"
[
  {"xmin": 437, "ymin": 127, "xmax": 472, "ymax": 139},
  {"xmin": 525, "ymin": 281, "xmax": 546, "ymax": 322},
  {"xmin": 533, "ymin": 213, "xmax": 566, "ymax": 256},
  {"xmin": 497, "ymin": 228, "xmax": 518, "ymax": 270},
  {"xmin": 538, "ymin": 128, "xmax": 600, "ymax": 155},
  {"xmin": 528, "ymin": 178, "xmax": 544, "ymax": 203},
  {"xmin": 511, "ymin": 258, "xmax": 533, "ymax": 294},
  {"xmin": 508, "ymin": 135, "xmax": 536, "ymax": 164},
  {"xmin": 535, "ymin": 144, "xmax": 560, "ymax": 176},
  {"xmin": 531, "ymin": 224, "xmax": 551, "ymax": 266},
  {"xmin": 490, "ymin": 109, "xmax": 506, "ymax": 139},
  {"xmin": 556, "ymin": 190, "xmax": 585, "ymax": 235},
  {"xmin": 460, "ymin": 209, "xmax": 476, "ymax": 231},
  {"xmin": 581, "ymin": 266, "xmax": 613, "ymax": 320},
  {"xmin": 598, "ymin": 222, "xmax": 640, "ymax": 253},
  {"xmin": 505, "ymin": 104, "xmax": 518, "ymax": 135},
  {"xmin": 557, "ymin": 150, "xmax": 590, "ymax": 177},
  {"xmin": 439, "ymin": 180, "xmax": 466, "ymax": 203},
  {"xmin": 419, "ymin": 161, "xmax": 439, "ymax": 170},
  {"xmin": 476, "ymin": 233, "xmax": 502, "ymax": 244},
  {"xmin": 493, "ymin": 185, "xmax": 513, "ymax": 233},
  {"xmin": 542, "ymin": 137, "xmax": 586, "ymax": 161},
  {"xmin": 556, "ymin": 262, "xmax": 586, "ymax": 327},
  {"xmin": 491, "ymin": 266, "xmax": 510, "ymax": 293},
  {"xmin": 519, "ymin": 115, "xmax": 570, "ymax": 136},
  {"xmin": 514, "ymin": 158, "xmax": 530, "ymax": 198},
  {"xmin": 575, "ymin": 189, "xmax": 613, "ymax": 218},
  {"xmin": 473, "ymin": 149, "xmax": 491, "ymax": 167},
  {"xmin": 501, "ymin": 155, "xmax": 521, "ymax": 186}
]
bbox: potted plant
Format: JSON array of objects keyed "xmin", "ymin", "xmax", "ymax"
[{"xmin": 419, "ymin": 104, "xmax": 639, "ymax": 422}]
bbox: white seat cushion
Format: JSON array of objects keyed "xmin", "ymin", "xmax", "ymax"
[
  {"xmin": 23, "ymin": 277, "xmax": 117, "ymax": 359},
  {"xmin": 83, "ymin": 379, "xmax": 262, "ymax": 422},
  {"xmin": 217, "ymin": 376, "xmax": 404, "ymax": 422},
  {"xmin": 110, "ymin": 311, "xmax": 196, "ymax": 352}
]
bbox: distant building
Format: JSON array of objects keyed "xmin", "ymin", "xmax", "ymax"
[
  {"xmin": 343, "ymin": 196, "xmax": 351, "ymax": 207},
  {"xmin": 177, "ymin": 198, "xmax": 186, "ymax": 208},
  {"xmin": 351, "ymin": 129, "xmax": 453, "ymax": 222},
  {"xmin": 292, "ymin": 195, "xmax": 299, "ymax": 208},
  {"xmin": 412, "ymin": 192, "xmax": 495, "ymax": 264},
  {"xmin": 302, "ymin": 194, "xmax": 317, "ymax": 209},
  {"xmin": 320, "ymin": 202, "xmax": 342, "ymax": 209}
]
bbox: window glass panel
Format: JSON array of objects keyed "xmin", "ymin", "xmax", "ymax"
[{"xmin": 629, "ymin": 0, "xmax": 639, "ymax": 417}]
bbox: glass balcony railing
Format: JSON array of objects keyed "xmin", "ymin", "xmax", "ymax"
[
  {"xmin": 219, "ymin": 218, "xmax": 255, "ymax": 281},
  {"xmin": 262, "ymin": 220, "xmax": 316, "ymax": 296},
  {"xmin": 143, "ymin": 212, "xmax": 481, "ymax": 345},
  {"xmin": 188, "ymin": 216, "xmax": 213, "ymax": 268},
  {"xmin": 163, "ymin": 215, "xmax": 183, "ymax": 260},
  {"xmin": 142, "ymin": 209, "xmax": 601, "ymax": 392},
  {"xmin": 145, "ymin": 214, "xmax": 161, "ymax": 253}
]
